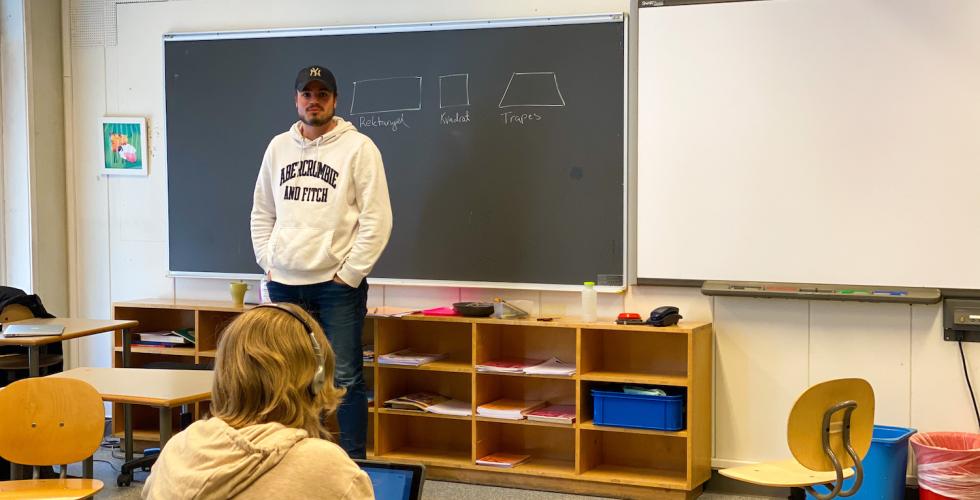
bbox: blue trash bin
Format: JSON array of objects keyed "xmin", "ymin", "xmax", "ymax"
[{"xmin": 806, "ymin": 424, "xmax": 916, "ymax": 500}]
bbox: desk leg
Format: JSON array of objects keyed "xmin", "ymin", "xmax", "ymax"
[
  {"xmin": 124, "ymin": 403, "xmax": 133, "ymax": 463},
  {"xmin": 122, "ymin": 328, "xmax": 132, "ymax": 368},
  {"xmin": 159, "ymin": 407, "xmax": 173, "ymax": 448},
  {"xmin": 10, "ymin": 463, "xmax": 22, "ymax": 481},
  {"xmin": 83, "ymin": 456, "xmax": 93, "ymax": 479},
  {"xmin": 28, "ymin": 346, "xmax": 39, "ymax": 377}
]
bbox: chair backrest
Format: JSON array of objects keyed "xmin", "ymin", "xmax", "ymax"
[
  {"xmin": 0, "ymin": 304, "xmax": 34, "ymax": 323},
  {"xmin": 0, "ymin": 377, "xmax": 104, "ymax": 466},
  {"xmin": 787, "ymin": 378, "xmax": 875, "ymax": 472}
]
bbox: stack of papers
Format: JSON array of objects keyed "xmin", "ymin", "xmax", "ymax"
[
  {"xmin": 476, "ymin": 399, "xmax": 546, "ymax": 420},
  {"xmin": 133, "ymin": 330, "xmax": 192, "ymax": 347},
  {"xmin": 476, "ymin": 452, "xmax": 530, "ymax": 468},
  {"xmin": 363, "ymin": 345, "xmax": 374, "ymax": 363},
  {"xmin": 476, "ymin": 358, "xmax": 544, "ymax": 374},
  {"xmin": 377, "ymin": 348, "xmax": 446, "ymax": 367},
  {"xmin": 522, "ymin": 357, "xmax": 576, "ymax": 376},
  {"xmin": 383, "ymin": 392, "xmax": 472, "ymax": 416},
  {"xmin": 525, "ymin": 404, "xmax": 576, "ymax": 424}
]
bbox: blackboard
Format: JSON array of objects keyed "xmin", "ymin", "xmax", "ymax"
[{"xmin": 165, "ymin": 15, "xmax": 626, "ymax": 287}]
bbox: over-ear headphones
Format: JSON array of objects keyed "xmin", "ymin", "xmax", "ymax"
[{"xmin": 251, "ymin": 303, "xmax": 327, "ymax": 396}]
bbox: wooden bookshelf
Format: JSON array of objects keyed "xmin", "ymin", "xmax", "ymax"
[{"xmin": 113, "ymin": 300, "xmax": 712, "ymax": 499}]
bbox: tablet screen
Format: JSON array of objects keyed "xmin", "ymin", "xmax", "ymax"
[{"xmin": 361, "ymin": 466, "xmax": 414, "ymax": 500}]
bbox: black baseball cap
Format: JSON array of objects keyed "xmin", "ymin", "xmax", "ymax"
[{"xmin": 295, "ymin": 65, "xmax": 337, "ymax": 94}]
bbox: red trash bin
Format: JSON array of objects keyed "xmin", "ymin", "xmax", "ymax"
[{"xmin": 910, "ymin": 432, "xmax": 980, "ymax": 500}]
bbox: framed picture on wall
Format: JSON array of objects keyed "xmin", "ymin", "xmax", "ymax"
[{"xmin": 101, "ymin": 116, "xmax": 148, "ymax": 176}]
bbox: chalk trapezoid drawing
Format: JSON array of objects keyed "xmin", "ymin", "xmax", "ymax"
[
  {"xmin": 350, "ymin": 76, "xmax": 423, "ymax": 115},
  {"xmin": 498, "ymin": 72, "xmax": 566, "ymax": 108},
  {"xmin": 439, "ymin": 73, "xmax": 470, "ymax": 109}
]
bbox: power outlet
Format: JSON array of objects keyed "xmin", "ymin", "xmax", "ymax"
[{"xmin": 943, "ymin": 299, "xmax": 980, "ymax": 342}]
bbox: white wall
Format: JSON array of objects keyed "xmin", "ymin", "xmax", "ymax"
[{"xmin": 61, "ymin": 0, "xmax": 980, "ymax": 468}]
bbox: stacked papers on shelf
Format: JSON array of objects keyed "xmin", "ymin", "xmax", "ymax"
[
  {"xmin": 476, "ymin": 452, "xmax": 530, "ymax": 468},
  {"xmin": 476, "ymin": 399, "xmax": 546, "ymax": 420},
  {"xmin": 476, "ymin": 358, "xmax": 544, "ymax": 374},
  {"xmin": 377, "ymin": 348, "xmax": 446, "ymax": 367},
  {"xmin": 522, "ymin": 357, "xmax": 576, "ymax": 376},
  {"xmin": 133, "ymin": 331, "xmax": 190, "ymax": 347},
  {"xmin": 383, "ymin": 392, "xmax": 472, "ymax": 416},
  {"xmin": 363, "ymin": 345, "xmax": 374, "ymax": 363},
  {"xmin": 525, "ymin": 404, "xmax": 576, "ymax": 424}
]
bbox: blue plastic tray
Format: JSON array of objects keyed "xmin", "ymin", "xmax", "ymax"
[{"xmin": 591, "ymin": 388, "xmax": 685, "ymax": 431}]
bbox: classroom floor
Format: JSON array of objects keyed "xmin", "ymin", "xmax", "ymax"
[{"xmin": 76, "ymin": 446, "xmax": 783, "ymax": 500}]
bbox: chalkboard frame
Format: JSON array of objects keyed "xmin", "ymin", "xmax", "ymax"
[{"xmin": 163, "ymin": 14, "xmax": 629, "ymax": 291}]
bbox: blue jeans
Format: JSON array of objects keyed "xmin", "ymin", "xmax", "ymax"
[{"xmin": 266, "ymin": 279, "xmax": 368, "ymax": 459}]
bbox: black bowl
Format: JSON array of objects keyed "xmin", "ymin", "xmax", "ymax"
[{"xmin": 453, "ymin": 302, "xmax": 495, "ymax": 317}]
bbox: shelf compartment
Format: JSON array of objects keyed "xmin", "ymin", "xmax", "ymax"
[
  {"xmin": 114, "ymin": 350, "xmax": 196, "ymax": 367},
  {"xmin": 474, "ymin": 323, "xmax": 575, "ymax": 369},
  {"xmin": 579, "ymin": 429, "xmax": 687, "ymax": 488},
  {"xmin": 111, "ymin": 429, "xmax": 162, "ymax": 448},
  {"xmin": 376, "ymin": 318, "xmax": 472, "ymax": 367},
  {"xmin": 475, "ymin": 416, "xmax": 573, "ymax": 429},
  {"xmin": 114, "ymin": 346, "xmax": 196, "ymax": 357},
  {"xmin": 376, "ymin": 369, "xmax": 471, "ymax": 410},
  {"xmin": 196, "ymin": 310, "xmax": 239, "ymax": 352},
  {"xmin": 377, "ymin": 360, "xmax": 472, "ymax": 373},
  {"xmin": 113, "ymin": 306, "xmax": 194, "ymax": 347},
  {"xmin": 579, "ymin": 371, "xmax": 687, "ymax": 387},
  {"xmin": 478, "ymin": 371, "xmax": 575, "ymax": 380},
  {"xmin": 580, "ymin": 328, "xmax": 688, "ymax": 384},
  {"xmin": 378, "ymin": 413, "xmax": 471, "ymax": 467},
  {"xmin": 378, "ymin": 408, "xmax": 472, "ymax": 421},
  {"xmin": 475, "ymin": 375, "xmax": 575, "ymax": 416},
  {"xmin": 579, "ymin": 420, "xmax": 687, "ymax": 437},
  {"xmin": 475, "ymin": 420, "xmax": 575, "ymax": 476}
]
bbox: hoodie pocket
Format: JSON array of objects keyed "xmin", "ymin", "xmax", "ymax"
[{"xmin": 269, "ymin": 227, "xmax": 338, "ymax": 272}]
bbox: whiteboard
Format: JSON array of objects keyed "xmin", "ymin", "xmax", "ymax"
[{"xmin": 637, "ymin": 0, "xmax": 980, "ymax": 289}]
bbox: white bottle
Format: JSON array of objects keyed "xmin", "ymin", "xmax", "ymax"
[{"xmin": 581, "ymin": 281, "xmax": 597, "ymax": 322}]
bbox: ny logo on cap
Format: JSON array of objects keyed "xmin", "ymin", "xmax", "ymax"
[{"xmin": 310, "ymin": 67, "xmax": 321, "ymax": 77}]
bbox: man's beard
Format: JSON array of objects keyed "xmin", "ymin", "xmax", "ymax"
[{"xmin": 301, "ymin": 109, "xmax": 333, "ymax": 127}]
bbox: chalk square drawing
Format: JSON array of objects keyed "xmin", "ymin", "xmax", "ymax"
[
  {"xmin": 498, "ymin": 72, "xmax": 566, "ymax": 108},
  {"xmin": 101, "ymin": 116, "xmax": 148, "ymax": 176},
  {"xmin": 349, "ymin": 76, "xmax": 423, "ymax": 115},
  {"xmin": 439, "ymin": 74, "xmax": 470, "ymax": 108}
]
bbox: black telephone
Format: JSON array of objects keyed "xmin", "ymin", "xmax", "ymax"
[{"xmin": 647, "ymin": 306, "xmax": 682, "ymax": 327}]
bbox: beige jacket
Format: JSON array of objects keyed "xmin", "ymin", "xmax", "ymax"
[{"xmin": 142, "ymin": 417, "xmax": 373, "ymax": 500}]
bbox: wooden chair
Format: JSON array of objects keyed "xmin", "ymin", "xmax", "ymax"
[
  {"xmin": 0, "ymin": 305, "xmax": 63, "ymax": 383},
  {"xmin": 720, "ymin": 378, "xmax": 875, "ymax": 500},
  {"xmin": 0, "ymin": 377, "xmax": 105, "ymax": 499}
]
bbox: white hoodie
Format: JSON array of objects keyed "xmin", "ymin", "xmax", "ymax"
[
  {"xmin": 251, "ymin": 117, "xmax": 392, "ymax": 287},
  {"xmin": 142, "ymin": 418, "xmax": 373, "ymax": 500}
]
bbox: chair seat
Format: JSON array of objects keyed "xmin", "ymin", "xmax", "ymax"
[
  {"xmin": 0, "ymin": 478, "xmax": 103, "ymax": 499},
  {"xmin": 719, "ymin": 458, "xmax": 855, "ymax": 487},
  {"xmin": 0, "ymin": 353, "xmax": 63, "ymax": 371}
]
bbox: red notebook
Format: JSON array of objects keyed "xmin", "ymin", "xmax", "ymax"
[
  {"xmin": 476, "ymin": 452, "xmax": 530, "ymax": 468},
  {"xmin": 422, "ymin": 307, "xmax": 458, "ymax": 316},
  {"xmin": 525, "ymin": 404, "xmax": 576, "ymax": 424}
]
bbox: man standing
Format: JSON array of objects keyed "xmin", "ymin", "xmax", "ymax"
[{"xmin": 251, "ymin": 64, "xmax": 392, "ymax": 459}]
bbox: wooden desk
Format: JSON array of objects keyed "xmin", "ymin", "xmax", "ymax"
[
  {"xmin": 49, "ymin": 367, "xmax": 213, "ymax": 486},
  {"xmin": 0, "ymin": 319, "xmax": 138, "ymax": 376}
]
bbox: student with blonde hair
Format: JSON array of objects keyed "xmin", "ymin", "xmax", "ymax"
[{"xmin": 142, "ymin": 303, "xmax": 373, "ymax": 499}]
